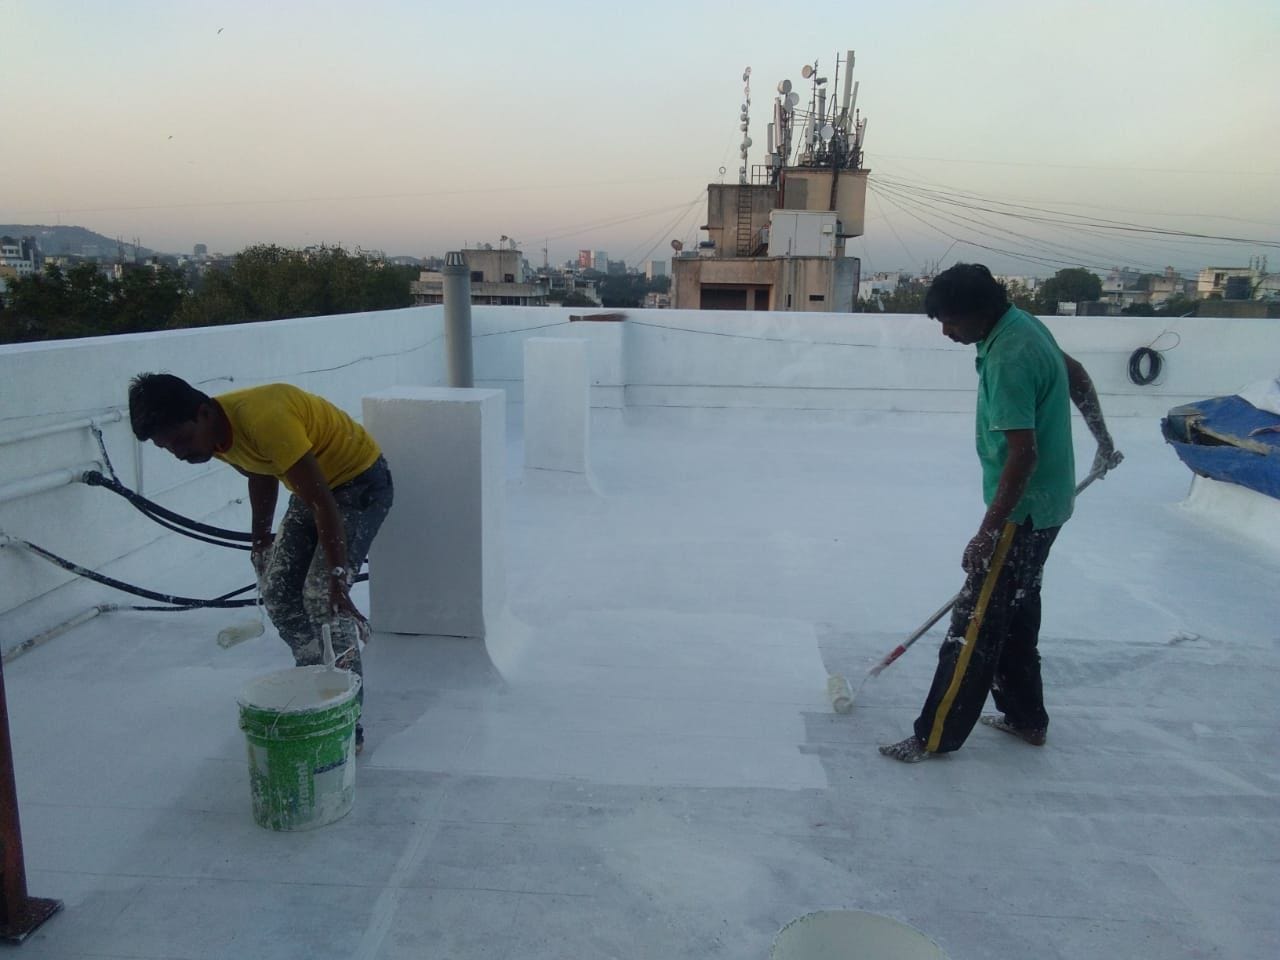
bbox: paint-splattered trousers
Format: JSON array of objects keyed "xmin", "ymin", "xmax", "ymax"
[
  {"xmin": 913, "ymin": 519, "xmax": 1061, "ymax": 754},
  {"xmin": 260, "ymin": 456, "xmax": 394, "ymax": 683}
]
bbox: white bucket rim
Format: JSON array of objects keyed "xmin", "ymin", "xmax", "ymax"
[
  {"xmin": 771, "ymin": 909, "xmax": 946, "ymax": 960},
  {"xmin": 238, "ymin": 664, "xmax": 361, "ymax": 714}
]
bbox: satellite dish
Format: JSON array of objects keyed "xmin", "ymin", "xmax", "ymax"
[
  {"xmin": 742, "ymin": 67, "xmax": 752, "ymax": 80},
  {"xmin": 820, "ymin": 123, "xmax": 835, "ymax": 142},
  {"xmin": 785, "ymin": 92, "xmax": 799, "ymax": 108},
  {"xmin": 671, "ymin": 239, "xmax": 684, "ymax": 252},
  {"xmin": 777, "ymin": 79, "xmax": 792, "ymax": 95},
  {"xmin": 801, "ymin": 64, "xmax": 814, "ymax": 79}
]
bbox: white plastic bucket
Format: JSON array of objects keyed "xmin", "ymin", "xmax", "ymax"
[{"xmin": 771, "ymin": 910, "xmax": 946, "ymax": 960}]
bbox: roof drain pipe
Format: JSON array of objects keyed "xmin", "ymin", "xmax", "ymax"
[{"xmin": 443, "ymin": 250, "xmax": 474, "ymax": 388}]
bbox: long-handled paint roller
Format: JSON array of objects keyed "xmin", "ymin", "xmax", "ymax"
[{"xmin": 827, "ymin": 465, "xmax": 1111, "ymax": 713}]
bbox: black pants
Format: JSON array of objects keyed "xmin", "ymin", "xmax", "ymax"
[{"xmin": 913, "ymin": 519, "xmax": 1060, "ymax": 753}]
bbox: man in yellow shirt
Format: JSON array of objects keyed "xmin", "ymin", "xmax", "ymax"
[{"xmin": 128, "ymin": 373, "xmax": 394, "ymax": 751}]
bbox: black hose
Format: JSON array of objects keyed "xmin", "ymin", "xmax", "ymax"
[
  {"xmin": 8, "ymin": 536, "xmax": 254, "ymax": 608},
  {"xmin": 4, "ymin": 535, "xmax": 369, "ymax": 612},
  {"xmin": 81, "ymin": 471, "xmax": 253, "ymax": 543},
  {"xmin": 1128, "ymin": 347, "xmax": 1162, "ymax": 386},
  {"xmin": 134, "ymin": 506, "xmax": 251, "ymax": 551}
]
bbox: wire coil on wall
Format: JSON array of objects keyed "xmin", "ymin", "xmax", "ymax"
[{"xmin": 1128, "ymin": 347, "xmax": 1163, "ymax": 386}]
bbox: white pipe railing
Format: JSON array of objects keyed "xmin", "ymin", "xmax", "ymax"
[
  {"xmin": 0, "ymin": 462, "xmax": 101, "ymax": 506},
  {"xmin": 0, "ymin": 411, "xmax": 122, "ymax": 449}
]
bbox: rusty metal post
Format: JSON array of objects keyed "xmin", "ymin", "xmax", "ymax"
[{"xmin": 0, "ymin": 654, "xmax": 61, "ymax": 943}]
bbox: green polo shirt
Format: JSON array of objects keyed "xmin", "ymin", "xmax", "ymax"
[{"xmin": 974, "ymin": 306, "xmax": 1075, "ymax": 528}]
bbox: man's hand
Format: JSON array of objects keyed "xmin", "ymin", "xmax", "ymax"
[
  {"xmin": 328, "ymin": 569, "xmax": 371, "ymax": 644},
  {"xmin": 250, "ymin": 533, "xmax": 274, "ymax": 578},
  {"xmin": 962, "ymin": 528, "xmax": 1000, "ymax": 575},
  {"xmin": 1091, "ymin": 443, "xmax": 1124, "ymax": 478}
]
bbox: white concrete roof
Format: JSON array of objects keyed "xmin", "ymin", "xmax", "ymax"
[{"xmin": 6, "ymin": 394, "xmax": 1278, "ymax": 959}]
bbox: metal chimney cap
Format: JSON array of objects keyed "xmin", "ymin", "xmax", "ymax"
[{"xmin": 445, "ymin": 251, "xmax": 467, "ymax": 266}]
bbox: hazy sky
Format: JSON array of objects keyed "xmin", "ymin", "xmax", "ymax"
[{"xmin": 3, "ymin": 0, "xmax": 1277, "ymax": 276}]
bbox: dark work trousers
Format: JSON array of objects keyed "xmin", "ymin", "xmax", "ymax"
[
  {"xmin": 261, "ymin": 457, "xmax": 394, "ymax": 690},
  {"xmin": 913, "ymin": 518, "xmax": 1061, "ymax": 754}
]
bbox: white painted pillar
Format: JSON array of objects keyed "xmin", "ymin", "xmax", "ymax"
[
  {"xmin": 523, "ymin": 337, "xmax": 590, "ymax": 473},
  {"xmin": 362, "ymin": 387, "xmax": 505, "ymax": 638}
]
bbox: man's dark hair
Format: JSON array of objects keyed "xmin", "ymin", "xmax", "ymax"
[
  {"xmin": 924, "ymin": 263, "xmax": 1009, "ymax": 321},
  {"xmin": 128, "ymin": 373, "xmax": 212, "ymax": 441}
]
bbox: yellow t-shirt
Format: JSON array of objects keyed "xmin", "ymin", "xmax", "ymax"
[{"xmin": 213, "ymin": 384, "xmax": 380, "ymax": 493}]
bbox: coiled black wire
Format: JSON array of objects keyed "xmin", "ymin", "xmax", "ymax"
[{"xmin": 1128, "ymin": 346, "xmax": 1163, "ymax": 386}]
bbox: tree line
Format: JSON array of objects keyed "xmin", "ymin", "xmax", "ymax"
[
  {"xmin": 0, "ymin": 245, "xmax": 417, "ymax": 344},
  {"xmin": 858, "ymin": 266, "xmax": 1195, "ymax": 317}
]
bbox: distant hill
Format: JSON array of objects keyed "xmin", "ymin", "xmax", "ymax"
[{"xmin": 0, "ymin": 225, "xmax": 153, "ymax": 260}]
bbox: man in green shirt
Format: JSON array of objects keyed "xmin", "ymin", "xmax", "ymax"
[{"xmin": 881, "ymin": 264, "xmax": 1122, "ymax": 762}]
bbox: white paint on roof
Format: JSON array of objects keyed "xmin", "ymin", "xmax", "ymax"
[
  {"xmin": 5, "ymin": 400, "xmax": 1278, "ymax": 959},
  {"xmin": 1, "ymin": 307, "xmax": 1277, "ymax": 958}
]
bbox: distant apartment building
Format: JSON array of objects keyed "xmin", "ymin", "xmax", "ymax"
[
  {"xmin": 1196, "ymin": 265, "xmax": 1258, "ymax": 300},
  {"xmin": 193, "ymin": 243, "xmax": 208, "ymax": 258},
  {"xmin": 541, "ymin": 269, "xmax": 601, "ymax": 305},
  {"xmin": 858, "ymin": 271, "xmax": 902, "ymax": 303},
  {"xmin": 577, "ymin": 249, "xmax": 593, "ymax": 270},
  {"xmin": 592, "ymin": 251, "xmax": 607, "ymax": 272},
  {"xmin": 1098, "ymin": 266, "xmax": 1193, "ymax": 310},
  {"xmin": 411, "ymin": 246, "xmax": 548, "ymax": 306},
  {"xmin": 646, "ymin": 260, "xmax": 668, "ymax": 281},
  {"xmin": 1146, "ymin": 268, "xmax": 1188, "ymax": 308},
  {"xmin": 0, "ymin": 236, "xmax": 36, "ymax": 278}
]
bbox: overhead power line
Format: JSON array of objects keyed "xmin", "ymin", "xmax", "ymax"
[
  {"xmin": 870, "ymin": 173, "xmax": 1280, "ymax": 249},
  {"xmin": 871, "ymin": 164, "xmax": 1280, "ymax": 229},
  {"xmin": 867, "ymin": 152, "xmax": 1280, "ymax": 178},
  {"xmin": 870, "ymin": 179, "xmax": 1204, "ymax": 277}
]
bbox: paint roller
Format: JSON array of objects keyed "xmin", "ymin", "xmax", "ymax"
[
  {"xmin": 216, "ymin": 576, "xmax": 265, "ymax": 648},
  {"xmin": 826, "ymin": 465, "xmax": 1112, "ymax": 713}
]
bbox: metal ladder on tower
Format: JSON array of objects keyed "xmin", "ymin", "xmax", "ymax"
[{"xmin": 735, "ymin": 185, "xmax": 754, "ymax": 256}]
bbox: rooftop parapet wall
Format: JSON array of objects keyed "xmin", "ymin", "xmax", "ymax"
[
  {"xmin": 0, "ymin": 307, "xmax": 444, "ymax": 645},
  {"xmin": 1, "ymin": 304, "xmax": 1273, "ymax": 645},
  {"xmin": 465, "ymin": 306, "xmax": 1274, "ymax": 418}
]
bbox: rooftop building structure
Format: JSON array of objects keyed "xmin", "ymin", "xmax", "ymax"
[
  {"xmin": 412, "ymin": 245, "xmax": 548, "ymax": 307},
  {"xmin": 671, "ymin": 52, "xmax": 869, "ymax": 312}
]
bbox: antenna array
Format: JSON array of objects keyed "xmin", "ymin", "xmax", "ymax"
[{"xmin": 759, "ymin": 48, "xmax": 867, "ymax": 183}]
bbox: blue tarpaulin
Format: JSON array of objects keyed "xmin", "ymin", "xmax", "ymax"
[{"xmin": 1162, "ymin": 395, "xmax": 1280, "ymax": 500}]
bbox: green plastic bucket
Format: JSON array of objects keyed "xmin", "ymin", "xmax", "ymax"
[{"xmin": 237, "ymin": 665, "xmax": 362, "ymax": 831}]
